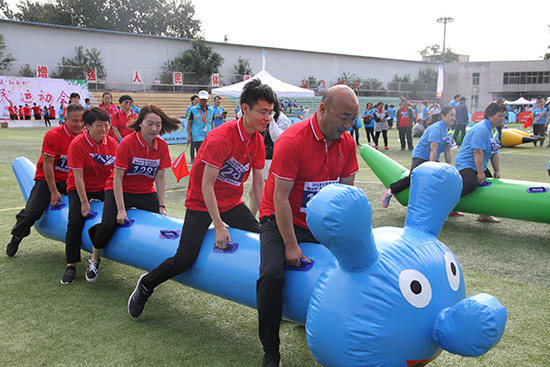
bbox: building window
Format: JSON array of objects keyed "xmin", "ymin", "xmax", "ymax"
[
  {"xmin": 472, "ymin": 73, "xmax": 480, "ymax": 85},
  {"xmin": 471, "ymin": 94, "xmax": 479, "ymax": 110},
  {"xmin": 503, "ymin": 71, "xmax": 550, "ymax": 85}
]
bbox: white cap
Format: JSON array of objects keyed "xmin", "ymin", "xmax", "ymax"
[{"xmin": 198, "ymin": 90, "xmax": 209, "ymax": 100}]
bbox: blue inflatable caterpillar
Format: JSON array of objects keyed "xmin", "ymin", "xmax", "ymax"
[{"xmin": 13, "ymin": 157, "xmax": 506, "ymax": 367}]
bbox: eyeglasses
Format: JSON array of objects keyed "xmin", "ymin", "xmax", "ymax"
[
  {"xmin": 94, "ymin": 123, "xmax": 110, "ymax": 130},
  {"xmin": 252, "ymin": 107, "xmax": 275, "ymax": 118}
]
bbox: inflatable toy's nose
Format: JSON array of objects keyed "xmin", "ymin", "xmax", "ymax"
[{"xmin": 433, "ymin": 293, "xmax": 507, "ymax": 357}]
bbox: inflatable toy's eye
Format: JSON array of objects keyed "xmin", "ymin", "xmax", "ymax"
[
  {"xmin": 399, "ymin": 269, "xmax": 432, "ymax": 308},
  {"xmin": 445, "ymin": 252, "xmax": 460, "ymax": 291}
]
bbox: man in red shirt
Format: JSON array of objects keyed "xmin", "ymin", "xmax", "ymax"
[
  {"xmin": 7, "ymin": 104, "xmax": 85, "ymax": 257},
  {"xmin": 32, "ymin": 103, "xmax": 42, "ymax": 120},
  {"xmin": 8, "ymin": 103, "xmax": 17, "ymax": 120},
  {"xmin": 23, "ymin": 104, "xmax": 32, "ymax": 120},
  {"xmin": 110, "ymin": 94, "xmax": 136, "ymax": 141},
  {"xmin": 397, "ymin": 99, "xmax": 415, "ymax": 151},
  {"xmin": 128, "ymin": 79, "xmax": 276, "ymax": 320},
  {"xmin": 18, "ymin": 105, "xmax": 24, "ymax": 120},
  {"xmin": 257, "ymin": 85, "xmax": 359, "ymax": 367}
]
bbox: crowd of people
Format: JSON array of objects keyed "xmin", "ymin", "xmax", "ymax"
[{"xmin": 5, "ymin": 81, "xmax": 548, "ymax": 366}]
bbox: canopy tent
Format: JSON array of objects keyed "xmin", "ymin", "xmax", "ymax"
[
  {"xmin": 504, "ymin": 97, "xmax": 534, "ymax": 105},
  {"xmin": 212, "ymin": 69, "xmax": 315, "ymax": 99}
]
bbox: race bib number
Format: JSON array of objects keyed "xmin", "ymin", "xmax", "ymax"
[
  {"xmin": 490, "ymin": 137, "xmax": 500, "ymax": 153},
  {"xmin": 128, "ymin": 157, "xmax": 160, "ymax": 178},
  {"xmin": 443, "ymin": 136, "xmax": 457, "ymax": 149},
  {"xmin": 89, "ymin": 153, "xmax": 116, "ymax": 166},
  {"xmin": 55, "ymin": 155, "xmax": 69, "ymax": 173},
  {"xmin": 217, "ymin": 157, "xmax": 250, "ymax": 186},
  {"xmin": 300, "ymin": 179, "xmax": 339, "ymax": 213}
]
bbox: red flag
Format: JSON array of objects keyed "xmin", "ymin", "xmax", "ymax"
[
  {"xmin": 171, "ymin": 151, "xmax": 189, "ymax": 183},
  {"xmin": 517, "ymin": 111, "xmax": 532, "ymax": 128}
]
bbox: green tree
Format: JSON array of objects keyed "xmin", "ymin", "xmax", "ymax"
[
  {"xmin": 161, "ymin": 39, "xmax": 224, "ymax": 85},
  {"xmin": 52, "ymin": 46, "xmax": 106, "ymax": 80},
  {"xmin": 419, "ymin": 44, "xmax": 459, "ymax": 63},
  {"xmin": 0, "ymin": 0, "xmax": 14, "ymax": 18},
  {"xmin": 544, "ymin": 25, "xmax": 550, "ymax": 60},
  {"xmin": 0, "ymin": 34, "xmax": 16, "ymax": 70},
  {"xmin": 10, "ymin": 0, "xmax": 202, "ymax": 38},
  {"xmin": 19, "ymin": 64, "xmax": 34, "ymax": 77},
  {"xmin": 336, "ymin": 73, "xmax": 385, "ymax": 96},
  {"xmin": 232, "ymin": 57, "xmax": 252, "ymax": 83}
]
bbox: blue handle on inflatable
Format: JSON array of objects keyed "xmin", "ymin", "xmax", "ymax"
[
  {"xmin": 51, "ymin": 202, "xmax": 66, "ymax": 210},
  {"xmin": 86, "ymin": 211, "xmax": 98, "ymax": 220},
  {"xmin": 159, "ymin": 229, "xmax": 181, "ymax": 239},
  {"xmin": 212, "ymin": 241, "xmax": 239, "ymax": 254},
  {"xmin": 527, "ymin": 186, "xmax": 549, "ymax": 193},
  {"xmin": 119, "ymin": 219, "xmax": 135, "ymax": 228},
  {"xmin": 478, "ymin": 181, "xmax": 492, "ymax": 187},
  {"xmin": 285, "ymin": 258, "xmax": 314, "ymax": 272}
]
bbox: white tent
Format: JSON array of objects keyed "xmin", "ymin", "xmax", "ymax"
[
  {"xmin": 505, "ymin": 97, "xmax": 533, "ymax": 105},
  {"xmin": 212, "ymin": 69, "xmax": 315, "ymax": 99}
]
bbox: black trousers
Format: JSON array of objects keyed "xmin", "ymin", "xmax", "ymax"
[
  {"xmin": 389, "ymin": 158, "xmax": 427, "ymax": 195},
  {"xmin": 533, "ymin": 124, "xmax": 546, "ymax": 146},
  {"xmin": 453, "ymin": 124, "xmax": 467, "ymax": 142},
  {"xmin": 91, "ymin": 190, "xmax": 160, "ymax": 250},
  {"xmin": 398, "ymin": 126, "xmax": 413, "ymax": 150},
  {"xmin": 141, "ymin": 203, "xmax": 260, "ymax": 290},
  {"xmin": 189, "ymin": 140, "xmax": 203, "ymax": 162},
  {"xmin": 374, "ymin": 130, "xmax": 388, "ymax": 147},
  {"xmin": 349, "ymin": 127, "xmax": 360, "ymax": 144},
  {"xmin": 256, "ymin": 215, "xmax": 319, "ymax": 355},
  {"xmin": 65, "ymin": 190, "xmax": 105, "ymax": 264},
  {"xmin": 11, "ymin": 180, "xmax": 67, "ymax": 240},
  {"xmin": 459, "ymin": 168, "xmax": 492, "ymax": 197},
  {"xmin": 364, "ymin": 126, "xmax": 375, "ymax": 144}
]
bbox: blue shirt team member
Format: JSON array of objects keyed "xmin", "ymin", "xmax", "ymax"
[
  {"xmin": 187, "ymin": 90, "xmax": 214, "ymax": 163},
  {"xmin": 531, "ymin": 97, "xmax": 547, "ymax": 147},
  {"xmin": 449, "ymin": 94, "xmax": 460, "ymax": 108},
  {"xmin": 362, "ymin": 102, "xmax": 375, "ymax": 145},
  {"xmin": 212, "ymin": 95, "xmax": 225, "ymax": 128},
  {"xmin": 381, "ymin": 106, "xmax": 456, "ymax": 208},
  {"xmin": 454, "ymin": 101, "xmax": 506, "ymax": 223}
]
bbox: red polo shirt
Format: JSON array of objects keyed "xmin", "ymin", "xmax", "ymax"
[
  {"xmin": 110, "ymin": 110, "xmax": 136, "ymax": 138},
  {"xmin": 105, "ymin": 131, "xmax": 171, "ymax": 194},
  {"xmin": 67, "ymin": 131, "xmax": 118, "ymax": 192},
  {"xmin": 32, "ymin": 105, "xmax": 41, "ymax": 115},
  {"xmin": 34, "ymin": 124, "xmax": 78, "ymax": 182},
  {"xmin": 18, "ymin": 108, "xmax": 24, "ymax": 118},
  {"xmin": 185, "ymin": 118, "xmax": 266, "ymax": 213},
  {"xmin": 23, "ymin": 106, "xmax": 31, "ymax": 117},
  {"xmin": 398, "ymin": 108, "xmax": 410, "ymax": 127},
  {"xmin": 49, "ymin": 107, "xmax": 56, "ymax": 119},
  {"xmin": 259, "ymin": 112, "xmax": 359, "ymax": 229},
  {"xmin": 8, "ymin": 106, "xmax": 16, "ymax": 116}
]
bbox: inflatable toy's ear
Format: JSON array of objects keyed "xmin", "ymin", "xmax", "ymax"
[
  {"xmin": 405, "ymin": 162, "xmax": 462, "ymax": 237},
  {"xmin": 306, "ymin": 184, "xmax": 378, "ymax": 273}
]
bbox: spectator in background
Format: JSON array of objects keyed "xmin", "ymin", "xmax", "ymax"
[
  {"xmin": 18, "ymin": 105, "xmax": 24, "ymax": 120},
  {"xmin": 43, "ymin": 105, "xmax": 51, "ymax": 127},
  {"xmin": 48, "ymin": 105, "xmax": 56, "ymax": 121},
  {"xmin": 213, "ymin": 95, "xmax": 225, "ymax": 128},
  {"xmin": 99, "ymin": 92, "xmax": 119, "ymax": 120},
  {"xmin": 387, "ymin": 104, "xmax": 396, "ymax": 129},
  {"xmin": 58, "ymin": 104, "xmax": 65, "ymax": 125},
  {"xmin": 8, "ymin": 103, "xmax": 17, "ymax": 120},
  {"xmin": 32, "ymin": 103, "xmax": 42, "ymax": 120},
  {"xmin": 83, "ymin": 98, "xmax": 90, "ymax": 109},
  {"xmin": 24, "ymin": 104, "xmax": 31, "ymax": 120},
  {"xmin": 187, "ymin": 90, "xmax": 214, "ymax": 163},
  {"xmin": 362, "ymin": 102, "xmax": 375, "ymax": 145},
  {"xmin": 397, "ymin": 99, "xmax": 414, "ymax": 151},
  {"xmin": 532, "ymin": 96, "xmax": 547, "ymax": 147},
  {"xmin": 449, "ymin": 94, "xmax": 461, "ymax": 108},
  {"xmin": 453, "ymin": 96, "xmax": 469, "ymax": 143},
  {"xmin": 373, "ymin": 102, "xmax": 388, "ymax": 149},
  {"xmin": 185, "ymin": 95, "xmax": 199, "ymax": 116},
  {"xmin": 111, "ymin": 95, "xmax": 137, "ymax": 142},
  {"xmin": 131, "ymin": 101, "xmax": 140, "ymax": 115}
]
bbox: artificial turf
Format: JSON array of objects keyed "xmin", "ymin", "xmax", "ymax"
[{"xmin": 0, "ymin": 124, "xmax": 549, "ymax": 366}]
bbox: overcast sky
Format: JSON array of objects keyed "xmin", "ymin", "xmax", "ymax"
[
  {"xmin": 5, "ymin": 0, "xmax": 550, "ymax": 62},
  {"xmin": 193, "ymin": 0, "xmax": 550, "ymax": 62}
]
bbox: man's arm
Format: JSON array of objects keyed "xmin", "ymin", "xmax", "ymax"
[
  {"xmin": 443, "ymin": 146, "xmax": 452, "ymax": 164},
  {"xmin": 187, "ymin": 112, "xmax": 193, "ymax": 144},
  {"xmin": 274, "ymin": 177, "xmax": 309, "ymax": 267},
  {"xmin": 339, "ymin": 175, "xmax": 355, "ymax": 186},
  {"xmin": 42, "ymin": 154, "xmax": 62, "ymax": 206},
  {"xmin": 251, "ymin": 168, "xmax": 265, "ymax": 210},
  {"xmin": 202, "ymin": 164, "xmax": 230, "ymax": 249},
  {"xmin": 429, "ymin": 142, "xmax": 439, "ymax": 162},
  {"xmin": 490, "ymin": 154, "xmax": 500, "ymax": 179},
  {"xmin": 473, "ymin": 149, "xmax": 486, "ymax": 184}
]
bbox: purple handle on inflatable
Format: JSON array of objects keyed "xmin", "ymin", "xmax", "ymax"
[
  {"xmin": 212, "ymin": 241, "xmax": 239, "ymax": 254},
  {"xmin": 51, "ymin": 202, "xmax": 66, "ymax": 210},
  {"xmin": 159, "ymin": 229, "xmax": 181, "ymax": 239},
  {"xmin": 285, "ymin": 258, "xmax": 314, "ymax": 272},
  {"xmin": 478, "ymin": 181, "xmax": 492, "ymax": 187},
  {"xmin": 527, "ymin": 186, "xmax": 549, "ymax": 193},
  {"xmin": 119, "ymin": 219, "xmax": 135, "ymax": 228}
]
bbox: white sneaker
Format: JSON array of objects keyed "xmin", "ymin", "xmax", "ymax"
[{"xmin": 85, "ymin": 259, "xmax": 100, "ymax": 282}]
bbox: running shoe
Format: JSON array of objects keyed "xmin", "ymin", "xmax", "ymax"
[
  {"xmin": 85, "ymin": 259, "xmax": 100, "ymax": 282},
  {"xmin": 381, "ymin": 189, "xmax": 393, "ymax": 208},
  {"xmin": 61, "ymin": 266, "xmax": 76, "ymax": 285}
]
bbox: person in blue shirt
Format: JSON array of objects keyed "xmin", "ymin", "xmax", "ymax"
[
  {"xmin": 387, "ymin": 104, "xmax": 396, "ymax": 129},
  {"xmin": 381, "ymin": 106, "xmax": 456, "ymax": 208},
  {"xmin": 185, "ymin": 95, "xmax": 198, "ymax": 117},
  {"xmin": 349, "ymin": 115, "xmax": 362, "ymax": 145},
  {"xmin": 212, "ymin": 95, "xmax": 225, "ymax": 128},
  {"xmin": 131, "ymin": 101, "xmax": 140, "ymax": 115},
  {"xmin": 449, "ymin": 94, "xmax": 460, "ymax": 108},
  {"xmin": 453, "ymin": 96, "xmax": 469, "ymax": 142},
  {"xmin": 58, "ymin": 104, "xmax": 65, "ymax": 125},
  {"xmin": 531, "ymin": 97, "xmax": 548, "ymax": 146},
  {"xmin": 454, "ymin": 101, "xmax": 506, "ymax": 223},
  {"xmin": 362, "ymin": 102, "xmax": 375, "ymax": 145},
  {"xmin": 187, "ymin": 90, "xmax": 215, "ymax": 164},
  {"xmin": 421, "ymin": 100, "xmax": 429, "ymax": 121}
]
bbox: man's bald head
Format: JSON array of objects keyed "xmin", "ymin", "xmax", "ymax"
[
  {"xmin": 317, "ymin": 85, "xmax": 359, "ymax": 142},
  {"xmin": 321, "ymin": 84, "xmax": 359, "ymax": 110}
]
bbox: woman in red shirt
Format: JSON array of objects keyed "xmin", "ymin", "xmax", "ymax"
[
  {"xmin": 111, "ymin": 94, "xmax": 136, "ymax": 142},
  {"xmin": 87, "ymin": 105, "xmax": 180, "ymax": 281},
  {"xmin": 62, "ymin": 107, "xmax": 118, "ymax": 284}
]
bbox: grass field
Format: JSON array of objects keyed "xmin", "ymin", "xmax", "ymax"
[{"xmin": 1, "ymin": 125, "xmax": 549, "ymax": 366}]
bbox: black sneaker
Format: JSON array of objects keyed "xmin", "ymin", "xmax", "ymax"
[
  {"xmin": 61, "ymin": 266, "xmax": 76, "ymax": 285},
  {"xmin": 6, "ymin": 236, "xmax": 21, "ymax": 257},
  {"xmin": 85, "ymin": 259, "xmax": 100, "ymax": 282},
  {"xmin": 128, "ymin": 274, "xmax": 152, "ymax": 318},
  {"xmin": 262, "ymin": 353, "xmax": 282, "ymax": 367}
]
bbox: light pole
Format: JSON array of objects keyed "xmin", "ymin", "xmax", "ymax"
[{"xmin": 437, "ymin": 17, "xmax": 454, "ymax": 65}]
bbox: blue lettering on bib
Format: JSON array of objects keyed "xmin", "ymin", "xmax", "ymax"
[
  {"xmin": 89, "ymin": 153, "xmax": 116, "ymax": 166},
  {"xmin": 128, "ymin": 157, "xmax": 160, "ymax": 178},
  {"xmin": 217, "ymin": 157, "xmax": 249, "ymax": 187},
  {"xmin": 55, "ymin": 155, "xmax": 69, "ymax": 173},
  {"xmin": 300, "ymin": 180, "xmax": 339, "ymax": 213}
]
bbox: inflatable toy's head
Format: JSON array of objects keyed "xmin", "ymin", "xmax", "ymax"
[{"xmin": 305, "ymin": 162, "xmax": 507, "ymax": 367}]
